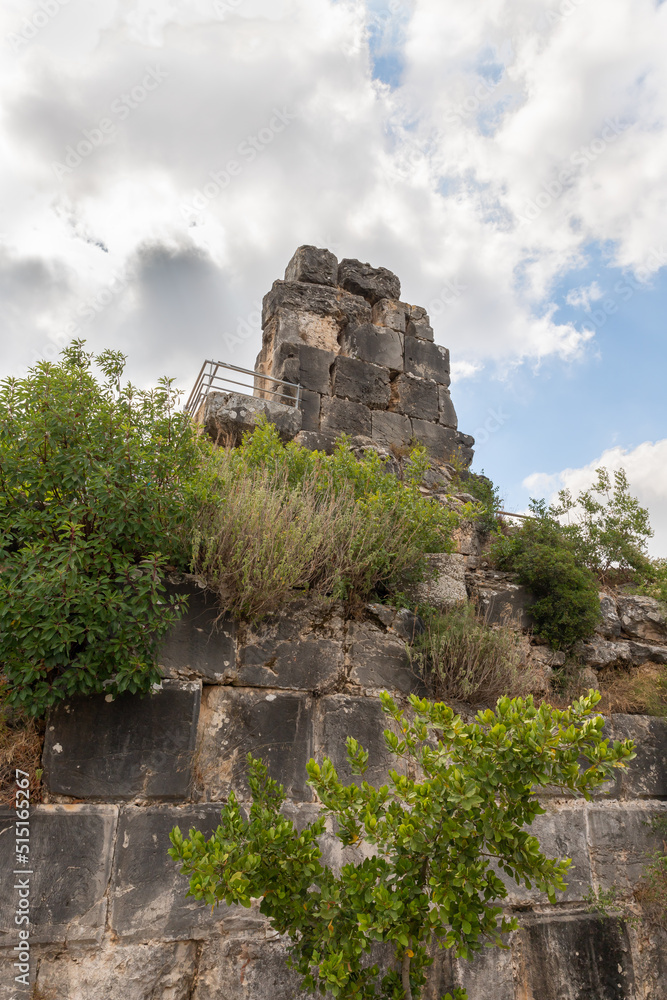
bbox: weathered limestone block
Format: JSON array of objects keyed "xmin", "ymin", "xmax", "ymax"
[
  {"xmin": 284, "ymin": 245, "xmax": 338, "ymax": 286},
  {"xmin": 0, "ymin": 804, "xmax": 117, "ymax": 950},
  {"xmin": 299, "ymin": 387, "xmax": 322, "ymax": 431},
  {"xmin": 331, "ymin": 356, "xmax": 391, "ymax": 409},
  {"xmin": 410, "ymin": 419, "xmax": 472, "ymax": 465},
  {"xmin": 109, "ymin": 805, "xmax": 253, "ymax": 941},
  {"xmin": 404, "ymin": 338, "xmax": 450, "ymax": 384},
  {"xmin": 607, "ymin": 715, "xmax": 667, "ymax": 799},
  {"xmin": 412, "ymin": 553, "xmax": 467, "ymax": 610},
  {"xmin": 501, "ymin": 804, "xmax": 591, "ymax": 904},
  {"xmin": 597, "ymin": 594, "xmax": 622, "ymax": 638},
  {"xmin": 196, "ymin": 688, "xmax": 314, "ymax": 802},
  {"xmin": 617, "ymin": 595, "xmax": 667, "ymax": 643},
  {"xmin": 318, "ymin": 694, "xmax": 406, "ymax": 786},
  {"xmin": 273, "ymin": 342, "xmax": 334, "ymax": 395},
  {"xmin": 388, "ymin": 372, "xmax": 439, "ymax": 420},
  {"xmin": 512, "ymin": 914, "xmax": 635, "ymax": 1000},
  {"xmin": 192, "ymin": 938, "xmax": 311, "ymax": 1000},
  {"xmin": 320, "ymin": 395, "xmax": 372, "ymax": 436},
  {"xmin": 32, "ymin": 941, "xmax": 198, "ymax": 1000},
  {"xmin": 337, "ymin": 258, "xmax": 401, "ymax": 304},
  {"xmin": 200, "ymin": 391, "xmax": 302, "ymax": 446},
  {"xmin": 470, "ymin": 572, "xmax": 535, "ymax": 628},
  {"xmin": 578, "ymin": 638, "xmax": 667, "ymax": 669},
  {"xmin": 237, "ymin": 636, "xmax": 345, "ymax": 691},
  {"xmin": 262, "ymin": 280, "xmax": 371, "ymax": 333},
  {"xmin": 340, "ymin": 322, "xmax": 404, "ymax": 370},
  {"xmin": 587, "ymin": 802, "xmax": 667, "ymax": 893},
  {"xmin": 262, "ymin": 306, "xmax": 341, "ymax": 356},
  {"xmin": 293, "ymin": 429, "xmax": 338, "ymax": 453},
  {"xmin": 43, "ymin": 681, "xmax": 201, "ymax": 801},
  {"xmin": 347, "ymin": 621, "xmax": 418, "ymax": 694},
  {"xmin": 371, "ymin": 297, "xmax": 407, "ymax": 332},
  {"xmin": 454, "ymin": 946, "xmax": 515, "ymax": 1000},
  {"xmin": 438, "ymin": 386, "xmax": 458, "ymax": 428},
  {"xmin": 371, "ymin": 409, "xmax": 412, "ymax": 449},
  {"xmin": 159, "ymin": 582, "xmax": 236, "ymax": 683},
  {"xmin": 406, "ymin": 318, "xmax": 434, "ymax": 342}
]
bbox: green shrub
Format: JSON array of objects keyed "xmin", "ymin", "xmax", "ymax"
[
  {"xmin": 450, "ymin": 470, "xmax": 502, "ymax": 534},
  {"xmin": 492, "ymin": 501, "xmax": 601, "ymax": 649},
  {"xmin": 170, "ymin": 690, "xmax": 635, "ymax": 1000},
  {"xmin": 409, "ymin": 603, "xmax": 536, "ymax": 704},
  {"xmin": 0, "ymin": 343, "xmax": 203, "ymax": 715},
  {"xmin": 192, "ymin": 421, "xmax": 460, "ymax": 618},
  {"xmin": 636, "ymin": 558, "xmax": 667, "ymax": 606}
]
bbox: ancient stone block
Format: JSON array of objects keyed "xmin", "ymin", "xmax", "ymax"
[
  {"xmin": 262, "ymin": 280, "xmax": 371, "ymax": 331},
  {"xmin": 337, "ymin": 258, "xmax": 401, "ymax": 304},
  {"xmin": 43, "ymin": 681, "xmax": 201, "ymax": 801},
  {"xmin": 371, "ymin": 298, "xmax": 407, "ymax": 332},
  {"xmin": 607, "ymin": 715, "xmax": 667, "ymax": 799},
  {"xmin": 597, "ymin": 594, "xmax": 622, "ymax": 638},
  {"xmin": 406, "ymin": 318, "xmax": 434, "ymax": 342},
  {"xmin": 299, "ymin": 388, "xmax": 321, "ymax": 431},
  {"xmin": 502, "ymin": 805, "xmax": 591, "ymax": 904},
  {"xmin": 110, "ymin": 805, "xmax": 251, "ymax": 941},
  {"xmin": 454, "ymin": 430, "xmax": 475, "ymax": 467},
  {"xmin": 340, "ymin": 322, "xmax": 404, "ymax": 370},
  {"xmin": 404, "ymin": 339, "xmax": 450, "ymax": 384},
  {"xmin": 388, "ymin": 373, "xmax": 439, "ymax": 420},
  {"xmin": 0, "ymin": 804, "xmax": 117, "ymax": 949},
  {"xmin": 332, "ymin": 356, "xmax": 391, "ymax": 409},
  {"xmin": 263, "ymin": 305, "xmax": 341, "ymax": 355},
  {"xmin": 347, "ymin": 622, "xmax": 419, "ymax": 695},
  {"xmin": 31, "ymin": 941, "xmax": 198, "ymax": 1000},
  {"xmin": 274, "ymin": 341, "xmax": 334, "ymax": 395},
  {"xmin": 412, "ymin": 553, "xmax": 467, "ymax": 610},
  {"xmin": 455, "ymin": 946, "xmax": 515, "ymax": 1000},
  {"xmin": 320, "ymin": 395, "xmax": 372, "ymax": 437},
  {"xmin": 617, "ymin": 595, "xmax": 667, "ymax": 643},
  {"xmin": 587, "ymin": 803, "xmax": 667, "ymax": 893},
  {"xmin": 293, "ymin": 429, "xmax": 338, "ymax": 454},
  {"xmin": 197, "ymin": 688, "xmax": 314, "ymax": 802},
  {"xmin": 159, "ymin": 582, "xmax": 236, "ymax": 683},
  {"xmin": 371, "ymin": 409, "xmax": 412, "ymax": 449},
  {"xmin": 513, "ymin": 914, "xmax": 635, "ymax": 1000},
  {"xmin": 192, "ymin": 938, "xmax": 311, "ymax": 1000},
  {"xmin": 318, "ymin": 695, "xmax": 405, "ymax": 786},
  {"xmin": 410, "ymin": 419, "xmax": 463, "ymax": 464},
  {"xmin": 438, "ymin": 386, "xmax": 458, "ymax": 428},
  {"xmin": 237, "ymin": 637, "xmax": 345, "ymax": 691},
  {"xmin": 284, "ymin": 245, "xmax": 338, "ymax": 286},
  {"xmin": 200, "ymin": 391, "xmax": 302, "ymax": 446},
  {"xmin": 472, "ymin": 575, "xmax": 536, "ymax": 629}
]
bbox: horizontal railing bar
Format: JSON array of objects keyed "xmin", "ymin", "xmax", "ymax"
[{"xmin": 184, "ymin": 357, "xmax": 301, "ymax": 416}]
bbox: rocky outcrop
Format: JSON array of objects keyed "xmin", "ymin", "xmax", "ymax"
[{"xmin": 578, "ymin": 592, "xmax": 667, "ymax": 671}]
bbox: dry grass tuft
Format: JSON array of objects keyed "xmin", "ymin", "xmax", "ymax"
[
  {"xmin": 596, "ymin": 664, "xmax": 667, "ymax": 717},
  {"xmin": 0, "ymin": 707, "xmax": 45, "ymax": 806}
]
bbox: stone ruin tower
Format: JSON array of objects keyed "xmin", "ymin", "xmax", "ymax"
[
  {"xmin": 253, "ymin": 246, "xmax": 475, "ymax": 465},
  {"xmin": 198, "ymin": 246, "xmax": 474, "ymax": 465}
]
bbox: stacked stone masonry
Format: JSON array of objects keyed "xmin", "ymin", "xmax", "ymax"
[
  {"xmin": 3, "ymin": 582, "xmax": 666, "ymax": 1000},
  {"xmin": 248, "ymin": 246, "xmax": 474, "ymax": 465}
]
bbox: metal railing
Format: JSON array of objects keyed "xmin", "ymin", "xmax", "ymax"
[{"xmin": 185, "ymin": 359, "xmax": 301, "ymax": 416}]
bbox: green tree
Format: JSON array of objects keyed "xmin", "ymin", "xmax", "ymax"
[
  {"xmin": 170, "ymin": 691, "xmax": 634, "ymax": 1000},
  {"xmin": 0, "ymin": 343, "xmax": 203, "ymax": 715}
]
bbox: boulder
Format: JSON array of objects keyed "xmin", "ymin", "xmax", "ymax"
[
  {"xmin": 412, "ymin": 553, "xmax": 467, "ymax": 610},
  {"xmin": 284, "ymin": 245, "xmax": 338, "ymax": 286},
  {"xmin": 617, "ymin": 594, "xmax": 667, "ymax": 643},
  {"xmin": 200, "ymin": 391, "xmax": 301, "ymax": 446},
  {"xmin": 337, "ymin": 258, "xmax": 401, "ymax": 304},
  {"xmin": 597, "ymin": 594, "xmax": 622, "ymax": 638}
]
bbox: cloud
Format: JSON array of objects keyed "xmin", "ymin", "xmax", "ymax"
[
  {"xmin": 0, "ymin": 0, "xmax": 665, "ymax": 390},
  {"xmin": 566, "ymin": 281, "xmax": 603, "ymax": 310},
  {"xmin": 523, "ymin": 439, "xmax": 667, "ymax": 558}
]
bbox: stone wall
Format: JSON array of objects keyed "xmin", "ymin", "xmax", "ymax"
[
  {"xmin": 2, "ymin": 582, "xmax": 666, "ymax": 1000},
  {"xmin": 201, "ymin": 246, "xmax": 475, "ymax": 466}
]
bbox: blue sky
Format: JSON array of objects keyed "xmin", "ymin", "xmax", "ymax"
[{"xmin": 0, "ymin": 0, "xmax": 665, "ymax": 552}]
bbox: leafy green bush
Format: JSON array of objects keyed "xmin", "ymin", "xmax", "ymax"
[
  {"xmin": 192, "ymin": 421, "xmax": 460, "ymax": 618},
  {"xmin": 0, "ymin": 344, "xmax": 203, "ymax": 715},
  {"xmin": 636, "ymin": 558, "xmax": 667, "ymax": 606},
  {"xmin": 492, "ymin": 501, "xmax": 601, "ymax": 649},
  {"xmin": 170, "ymin": 690, "xmax": 635, "ymax": 1000},
  {"xmin": 450, "ymin": 470, "xmax": 501, "ymax": 534},
  {"xmin": 409, "ymin": 603, "xmax": 536, "ymax": 704}
]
